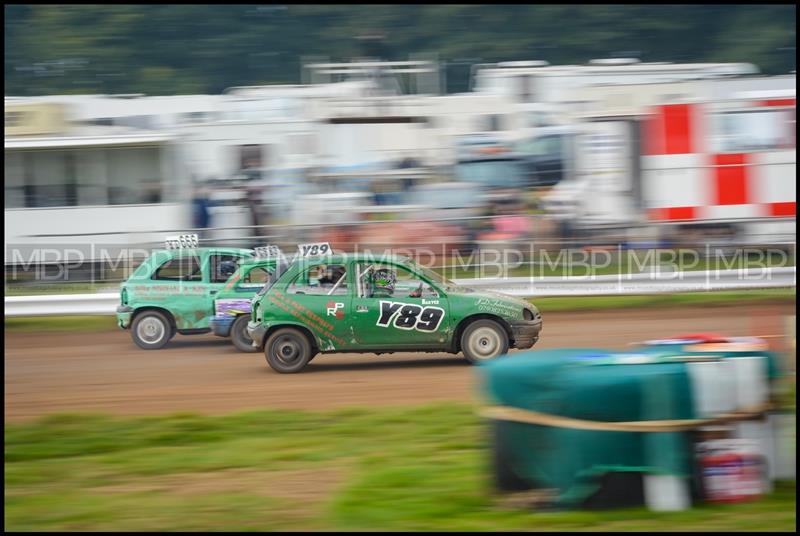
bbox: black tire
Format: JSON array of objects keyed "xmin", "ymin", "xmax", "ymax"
[
  {"xmin": 461, "ymin": 319, "xmax": 509, "ymax": 365},
  {"xmin": 131, "ymin": 310, "xmax": 174, "ymax": 350},
  {"xmin": 264, "ymin": 328, "xmax": 314, "ymax": 373},
  {"xmin": 231, "ymin": 315, "xmax": 257, "ymax": 353}
]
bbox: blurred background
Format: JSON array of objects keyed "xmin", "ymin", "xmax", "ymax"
[
  {"xmin": 3, "ymin": 4, "xmax": 796, "ymax": 283},
  {"xmin": 4, "ymin": 5, "xmax": 796, "ymax": 531}
]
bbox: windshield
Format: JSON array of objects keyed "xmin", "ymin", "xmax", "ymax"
[{"xmin": 455, "ymin": 159, "xmax": 524, "ymax": 189}]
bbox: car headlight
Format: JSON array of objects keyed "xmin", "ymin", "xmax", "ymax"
[{"xmin": 523, "ymin": 308, "xmax": 534, "ymax": 321}]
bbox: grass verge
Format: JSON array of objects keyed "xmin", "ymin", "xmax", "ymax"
[
  {"xmin": 5, "ymin": 315, "xmax": 119, "ymax": 332},
  {"xmin": 530, "ymin": 288, "xmax": 796, "ymax": 312},
  {"xmin": 4, "ymin": 403, "xmax": 796, "ymax": 532}
]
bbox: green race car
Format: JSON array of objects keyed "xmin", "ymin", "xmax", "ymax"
[
  {"xmin": 116, "ymin": 234, "xmax": 274, "ymax": 350},
  {"xmin": 247, "ymin": 248, "xmax": 543, "ymax": 373},
  {"xmin": 209, "ymin": 257, "xmax": 280, "ymax": 352}
]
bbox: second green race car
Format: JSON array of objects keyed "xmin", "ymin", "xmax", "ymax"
[{"xmin": 116, "ymin": 234, "xmax": 279, "ymax": 350}]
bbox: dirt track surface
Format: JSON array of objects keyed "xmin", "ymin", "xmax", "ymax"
[{"xmin": 5, "ymin": 304, "xmax": 794, "ymax": 422}]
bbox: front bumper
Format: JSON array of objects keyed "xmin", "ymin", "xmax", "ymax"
[
  {"xmin": 210, "ymin": 315, "xmax": 235, "ymax": 338},
  {"xmin": 510, "ymin": 318, "xmax": 543, "ymax": 349},
  {"xmin": 116, "ymin": 305, "xmax": 133, "ymax": 329},
  {"xmin": 246, "ymin": 320, "xmax": 267, "ymax": 349}
]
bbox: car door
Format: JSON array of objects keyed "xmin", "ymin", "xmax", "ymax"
[
  {"xmin": 277, "ymin": 261, "xmax": 353, "ymax": 351},
  {"xmin": 351, "ymin": 261, "xmax": 450, "ymax": 349},
  {"xmin": 149, "ymin": 251, "xmax": 209, "ymax": 330}
]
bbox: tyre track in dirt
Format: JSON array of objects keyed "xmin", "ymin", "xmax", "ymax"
[{"xmin": 5, "ymin": 304, "xmax": 793, "ymax": 422}]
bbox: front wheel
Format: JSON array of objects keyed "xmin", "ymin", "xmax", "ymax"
[
  {"xmin": 264, "ymin": 328, "xmax": 315, "ymax": 373},
  {"xmin": 231, "ymin": 315, "xmax": 258, "ymax": 353},
  {"xmin": 461, "ymin": 319, "xmax": 509, "ymax": 364},
  {"xmin": 131, "ymin": 310, "xmax": 174, "ymax": 350}
]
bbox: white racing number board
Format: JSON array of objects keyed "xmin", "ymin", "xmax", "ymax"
[
  {"xmin": 297, "ymin": 242, "xmax": 332, "ymax": 257},
  {"xmin": 165, "ymin": 234, "xmax": 199, "ymax": 250},
  {"xmin": 254, "ymin": 245, "xmax": 282, "ymax": 259}
]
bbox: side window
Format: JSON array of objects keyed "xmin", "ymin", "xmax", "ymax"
[
  {"xmin": 287, "ymin": 264, "xmax": 348, "ymax": 296},
  {"xmin": 360, "ymin": 264, "xmax": 439, "ymax": 299},
  {"xmin": 153, "ymin": 255, "xmax": 202, "ymax": 281},
  {"xmin": 210, "ymin": 254, "xmax": 244, "ymax": 283},
  {"xmin": 238, "ymin": 266, "xmax": 273, "ymax": 289}
]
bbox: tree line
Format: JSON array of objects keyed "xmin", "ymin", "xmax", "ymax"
[{"xmin": 4, "ymin": 4, "xmax": 796, "ymax": 96}]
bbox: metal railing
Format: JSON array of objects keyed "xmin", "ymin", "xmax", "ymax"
[{"xmin": 5, "ymin": 267, "xmax": 795, "ymax": 317}]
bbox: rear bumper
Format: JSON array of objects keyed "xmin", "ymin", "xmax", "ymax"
[
  {"xmin": 116, "ymin": 305, "xmax": 133, "ymax": 329},
  {"xmin": 510, "ymin": 319, "xmax": 543, "ymax": 349},
  {"xmin": 247, "ymin": 321, "xmax": 267, "ymax": 349},
  {"xmin": 210, "ymin": 315, "xmax": 234, "ymax": 338}
]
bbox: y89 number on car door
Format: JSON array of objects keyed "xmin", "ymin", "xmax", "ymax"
[{"xmin": 377, "ymin": 300, "xmax": 445, "ymax": 332}]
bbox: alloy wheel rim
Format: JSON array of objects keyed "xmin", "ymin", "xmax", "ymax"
[
  {"xmin": 469, "ymin": 326, "xmax": 501, "ymax": 359},
  {"xmin": 137, "ymin": 317, "xmax": 165, "ymax": 344}
]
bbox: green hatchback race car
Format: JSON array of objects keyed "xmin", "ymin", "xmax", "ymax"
[
  {"xmin": 209, "ymin": 256, "xmax": 281, "ymax": 352},
  {"xmin": 247, "ymin": 248, "xmax": 543, "ymax": 373},
  {"xmin": 116, "ymin": 234, "xmax": 279, "ymax": 350}
]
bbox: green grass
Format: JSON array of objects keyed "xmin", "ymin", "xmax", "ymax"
[
  {"xmin": 4, "ymin": 283, "xmax": 120, "ymax": 296},
  {"xmin": 5, "ymin": 403, "xmax": 796, "ymax": 532},
  {"xmin": 530, "ymin": 288, "xmax": 796, "ymax": 312},
  {"xmin": 5, "ymin": 315, "xmax": 119, "ymax": 332}
]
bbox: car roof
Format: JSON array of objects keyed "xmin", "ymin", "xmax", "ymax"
[
  {"xmin": 151, "ymin": 247, "xmax": 254, "ymax": 256},
  {"xmin": 238, "ymin": 256, "xmax": 281, "ymax": 267},
  {"xmin": 287, "ymin": 252, "xmax": 413, "ymax": 265}
]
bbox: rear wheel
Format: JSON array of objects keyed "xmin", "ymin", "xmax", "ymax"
[
  {"xmin": 264, "ymin": 328, "xmax": 315, "ymax": 373},
  {"xmin": 231, "ymin": 315, "xmax": 257, "ymax": 353},
  {"xmin": 461, "ymin": 319, "xmax": 509, "ymax": 364},
  {"xmin": 131, "ymin": 310, "xmax": 174, "ymax": 350}
]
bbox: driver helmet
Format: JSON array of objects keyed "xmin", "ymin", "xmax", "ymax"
[
  {"xmin": 218, "ymin": 260, "xmax": 238, "ymax": 279},
  {"xmin": 371, "ymin": 268, "xmax": 396, "ymax": 297}
]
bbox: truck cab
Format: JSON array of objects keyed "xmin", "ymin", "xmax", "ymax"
[{"xmin": 454, "ymin": 133, "xmax": 526, "ymax": 193}]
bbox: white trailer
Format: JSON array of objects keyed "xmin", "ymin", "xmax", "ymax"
[{"xmin": 542, "ymin": 76, "xmax": 796, "ymax": 244}]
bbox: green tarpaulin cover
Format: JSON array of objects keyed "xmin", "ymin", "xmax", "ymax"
[{"xmin": 478, "ymin": 342, "xmax": 780, "ymax": 506}]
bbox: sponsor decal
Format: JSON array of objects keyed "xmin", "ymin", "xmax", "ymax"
[
  {"xmin": 215, "ymin": 298, "xmax": 252, "ymax": 316},
  {"xmin": 326, "ymin": 301, "xmax": 345, "ymax": 319},
  {"xmin": 475, "ymin": 297, "xmax": 518, "ymax": 317},
  {"xmin": 135, "ymin": 284, "xmax": 206, "ymax": 296},
  {"xmin": 269, "ymin": 289, "xmax": 346, "ymax": 347},
  {"xmin": 376, "ymin": 300, "xmax": 445, "ymax": 332}
]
